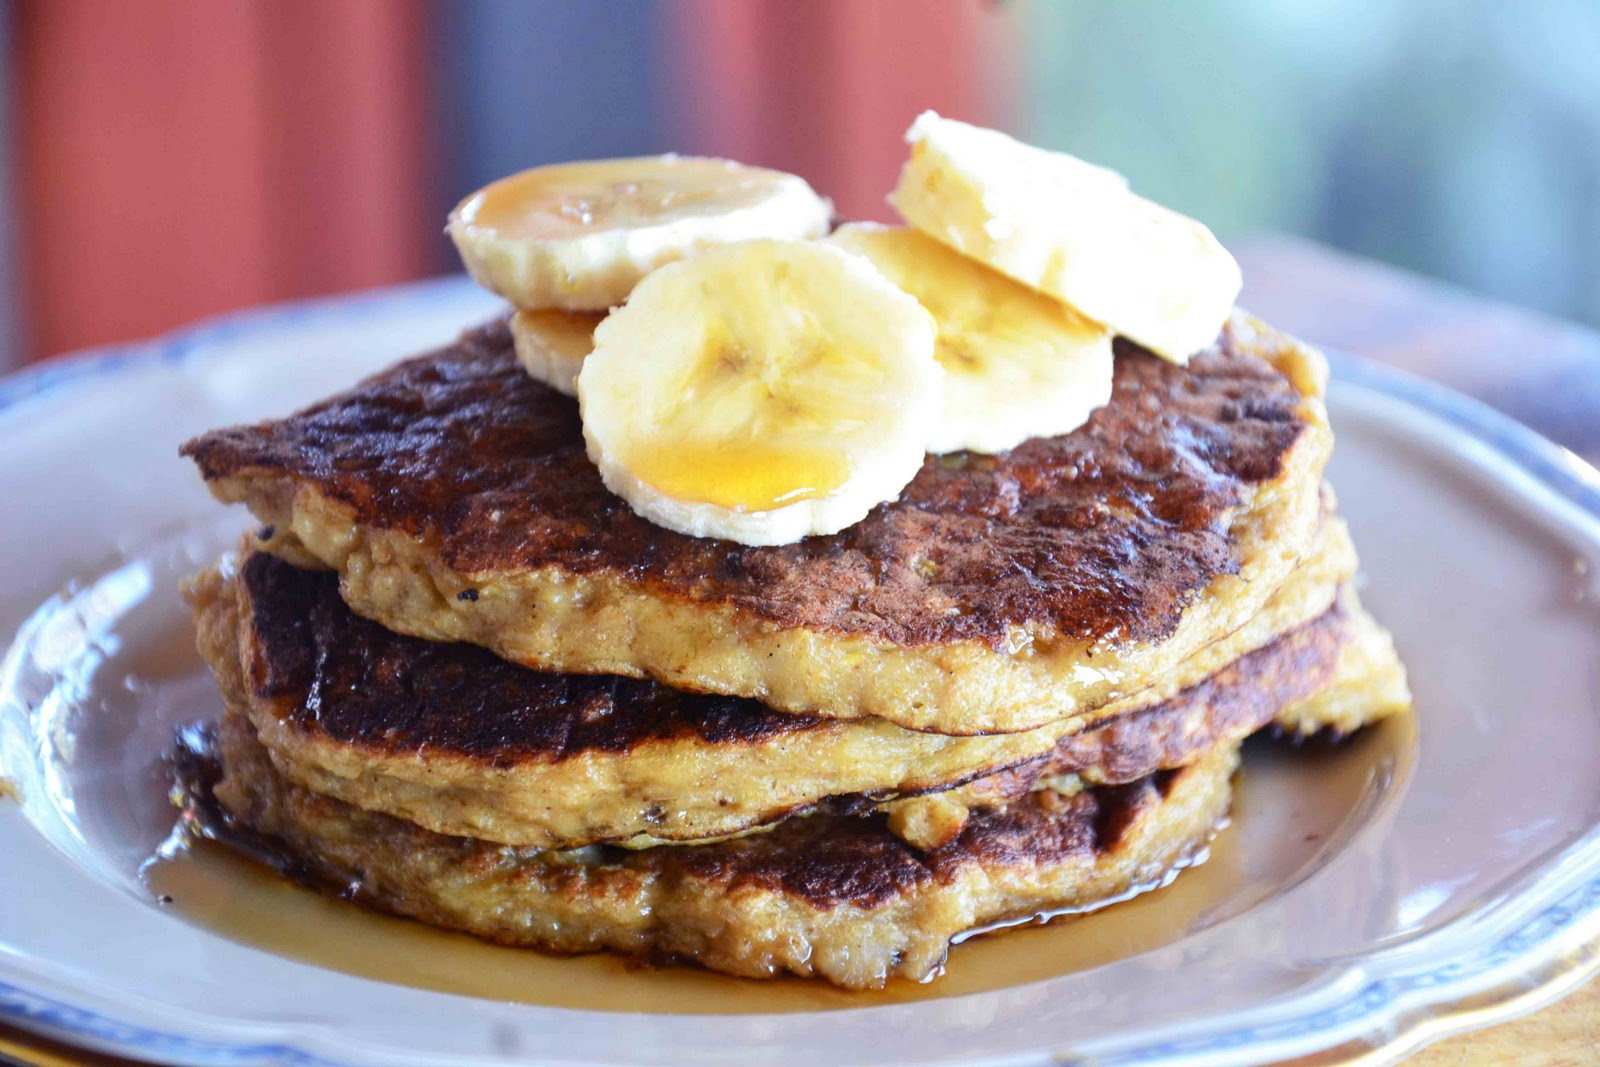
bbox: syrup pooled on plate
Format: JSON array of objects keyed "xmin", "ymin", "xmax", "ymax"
[{"xmin": 141, "ymin": 711, "xmax": 1411, "ymax": 1014}]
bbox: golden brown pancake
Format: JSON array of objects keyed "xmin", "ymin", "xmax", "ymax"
[
  {"xmin": 180, "ymin": 311, "xmax": 1332, "ymax": 734},
  {"xmin": 188, "ymin": 520, "xmax": 1361, "ymax": 850},
  {"xmin": 1274, "ymin": 601, "xmax": 1411, "ymax": 737},
  {"xmin": 883, "ymin": 588, "xmax": 1408, "ymax": 848},
  {"xmin": 186, "ymin": 706, "xmax": 1237, "ymax": 990}
]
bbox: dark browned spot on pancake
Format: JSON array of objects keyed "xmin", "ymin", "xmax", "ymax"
[
  {"xmin": 629, "ymin": 772, "xmax": 1169, "ymax": 908},
  {"xmin": 238, "ymin": 553, "xmax": 818, "ymax": 759},
  {"xmin": 1090, "ymin": 778, "xmax": 1162, "ymax": 850},
  {"xmin": 183, "ymin": 316, "xmax": 1309, "ymax": 649}
]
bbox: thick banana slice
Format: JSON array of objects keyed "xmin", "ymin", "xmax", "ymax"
[
  {"xmin": 578, "ymin": 239, "xmax": 941, "ymax": 546},
  {"xmin": 450, "ymin": 156, "xmax": 832, "ymax": 311},
  {"xmin": 509, "ymin": 308, "xmax": 603, "ymax": 396},
  {"xmin": 890, "ymin": 112, "xmax": 1241, "ymax": 363},
  {"xmin": 830, "ymin": 223, "xmax": 1113, "ymax": 454}
]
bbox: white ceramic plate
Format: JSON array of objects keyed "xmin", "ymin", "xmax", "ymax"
[{"xmin": 3, "ymin": 279, "xmax": 1600, "ymax": 1067}]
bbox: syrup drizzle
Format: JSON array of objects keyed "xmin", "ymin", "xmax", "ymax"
[{"xmin": 139, "ymin": 722, "xmax": 1403, "ymax": 1013}]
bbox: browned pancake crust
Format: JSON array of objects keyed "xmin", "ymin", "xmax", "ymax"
[
  {"xmin": 237, "ymin": 551, "xmax": 811, "ymax": 760},
  {"xmin": 182, "ymin": 317, "xmax": 1307, "ymax": 651}
]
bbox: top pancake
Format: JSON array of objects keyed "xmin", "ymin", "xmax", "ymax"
[{"xmin": 182, "ymin": 311, "xmax": 1332, "ymax": 733}]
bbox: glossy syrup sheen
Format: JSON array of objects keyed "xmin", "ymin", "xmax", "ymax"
[
  {"xmin": 140, "ymin": 720, "xmax": 1412, "ymax": 1015},
  {"xmin": 624, "ymin": 438, "xmax": 853, "ymax": 512},
  {"xmin": 460, "ymin": 158, "xmax": 768, "ymax": 241}
]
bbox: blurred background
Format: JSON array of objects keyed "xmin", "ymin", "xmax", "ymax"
[{"xmin": 3, "ymin": 0, "xmax": 1599, "ymax": 369}]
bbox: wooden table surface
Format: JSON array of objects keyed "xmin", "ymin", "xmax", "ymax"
[{"xmin": 4, "ymin": 236, "xmax": 1600, "ymax": 1065}]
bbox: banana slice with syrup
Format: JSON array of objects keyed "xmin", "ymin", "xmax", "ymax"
[
  {"xmin": 450, "ymin": 156, "xmax": 832, "ymax": 311},
  {"xmin": 577, "ymin": 239, "xmax": 942, "ymax": 546},
  {"xmin": 509, "ymin": 308, "xmax": 604, "ymax": 397}
]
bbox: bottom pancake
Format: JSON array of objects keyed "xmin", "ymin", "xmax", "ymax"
[{"xmin": 193, "ymin": 707, "xmax": 1235, "ymax": 990}]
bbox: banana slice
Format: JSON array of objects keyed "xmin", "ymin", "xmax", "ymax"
[
  {"xmin": 830, "ymin": 223, "xmax": 1113, "ymax": 454},
  {"xmin": 578, "ymin": 239, "xmax": 941, "ymax": 546},
  {"xmin": 510, "ymin": 308, "xmax": 604, "ymax": 396},
  {"xmin": 890, "ymin": 112, "xmax": 1241, "ymax": 363},
  {"xmin": 450, "ymin": 156, "xmax": 832, "ymax": 311}
]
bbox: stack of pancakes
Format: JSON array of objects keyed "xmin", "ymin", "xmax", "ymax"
[{"xmin": 179, "ymin": 311, "xmax": 1409, "ymax": 989}]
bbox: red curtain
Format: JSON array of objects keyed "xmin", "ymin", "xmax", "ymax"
[
  {"xmin": 13, "ymin": 0, "xmax": 1013, "ymax": 363},
  {"xmin": 668, "ymin": 0, "xmax": 1015, "ymax": 222},
  {"xmin": 15, "ymin": 0, "xmax": 433, "ymax": 362}
]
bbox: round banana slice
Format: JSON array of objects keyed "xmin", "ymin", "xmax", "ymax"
[
  {"xmin": 578, "ymin": 239, "xmax": 941, "ymax": 546},
  {"xmin": 509, "ymin": 308, "xmax": 604, "ymax": 396},
  {"xmin": 830, "ymin": 223, "xmax": 1113, "ymax": 454},
  {"xmin": 449, "ymin": 156, "xmax": 832, "ymax": 312},
  {"xmin": 889, "ymin": 112, "xmax": 1241, "ymax": 364}
]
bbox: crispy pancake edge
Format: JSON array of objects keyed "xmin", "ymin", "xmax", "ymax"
[{"xmin": 883, "ymin": 585, "xmax": 1410, "ymax": 849}]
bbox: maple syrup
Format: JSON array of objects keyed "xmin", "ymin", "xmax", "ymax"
[
  {"xmin": 140, "ymin": 719, "xmax": 1412, "ymax": 1014},
  {"xmin": 459, "ymin": 158, "xmax": 766, "ymax": 241},
  {"xmin": 625, "ymin": 438, "xmax": 852, "ymax": 512}
]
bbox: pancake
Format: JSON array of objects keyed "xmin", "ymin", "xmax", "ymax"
[
  {"xmin": 189, "ymin": 518, "xmax": 1356, "ymax": 850},
  {"xmin": 180, "ymin": 311, "xmax": 1333, "ymax": 735},
  {"xmin": 882, "ymin": 588, "xmax": 1408, "ymax": 848},
  {"xmin": 1274, "ymin": 599, "xmax": 1411, "ymax": 737},
  {"xmin": 187, "ymin": 706, "xmax": 1236, "ymax": 989}
]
